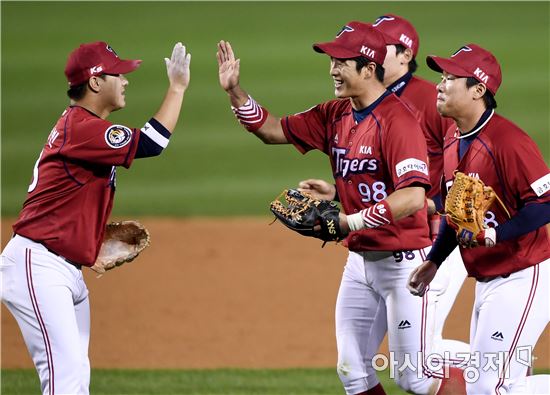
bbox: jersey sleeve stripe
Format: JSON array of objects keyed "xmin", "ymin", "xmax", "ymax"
[
  {"xmin": 395, "ymin": 175, "xmax": 431, "ymax": 189},
  {"xmin": 141, "ymin": 120, "xmax": 170, "ymax": 148}
]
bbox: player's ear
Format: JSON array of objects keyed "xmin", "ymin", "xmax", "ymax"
[
  {"xmin": 88, "ymin": 76, "xmax": 102, "ymax": 93},
  {"xmin": 400, "ymin": 48, "xmax": 413, "ymax": 64},
  {"xmin": 363, "ymin": 62, "xmax": 376, "ymax": 79},
  {"xmin": 472, "ymin": 82, "xmax": 486, "ymax": 100}
]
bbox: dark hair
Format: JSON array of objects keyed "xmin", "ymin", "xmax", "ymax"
[
  {"xmin": 352, "ymin": 56, "xmax": 385, "ymax": 83},
  {"xmin": 67, "ymin": 83, "xmax": 87, "ymax": 100},
  {"xmin": 466, "ymin": 77, "xmax": 497, "ymax": 109},
  {"xmin": 66, "ymin": 75, "xmax": 107, "ymax": 100},
  {"xmin": 395, "ymin": 44, "xmax": 418, "ymax": 74}
]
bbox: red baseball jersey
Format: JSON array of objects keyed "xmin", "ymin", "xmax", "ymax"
[
  {"xmin": 281, "ymin": 94, "xmax": 432, "ymax": 252},
  {"xmin": 13, "ymin": 106, "xmax": 141, "ymax": 266},
  {"xmin": 443, "ymin": 111, "xmax": 550, "ymax": 278},
  {"xmin": 398, "ymin": 76, "xmax": 455, "ymax": 203}
]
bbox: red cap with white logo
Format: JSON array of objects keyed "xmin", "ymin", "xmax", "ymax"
[
  {"xmin": 313, "ymin": 21, "xmax": 387, "ymax": 65},
  {"xmin": 64, "ymin": 41, "xmax": 141, "ymax": 87},
  {"xmin": 372, "ymin": 14, "xmax": 419, "ymax": 57},
  {"xmin": 426, "ymin": 44, "xmax": 502, "ymax": 95}
]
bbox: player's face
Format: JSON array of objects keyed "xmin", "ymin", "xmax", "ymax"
[
  {"xmin": 382, "ymin": 45, "xmax": 406, "ymax": 86},
  {"xmin": 100, "ymin": 74, "xmax": 129, "ymax": 112},
  {"xmin": 436, "ymin": 72, "xmax": 473, "ymax": 117},
  {"xmin": 330, "ymin": 58, "xmax": 365, "ymax": 98}
]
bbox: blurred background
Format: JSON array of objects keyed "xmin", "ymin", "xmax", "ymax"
[{"xmin": 2, "ymin": 2, "xmax": 548, "ymax": 217}]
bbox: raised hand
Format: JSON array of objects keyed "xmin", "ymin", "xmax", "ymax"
[
  {"xmin": 165, "ymin": 42, "xmax": 191, "ymax": 91},
  {"xmin": 217, "ymin": 40, "xmax": 240, "ymax": 93},
  {"xmin": 298, "ymin": 179, "xmax": 337, "ymax": 201}
]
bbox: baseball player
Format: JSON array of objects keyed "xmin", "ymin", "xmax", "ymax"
[
  {"xmin": 298, "ymin": 14, "xmax": 470, "ymax": 394},
  {"xmin": 408, "ymin": 44, "xmax": 550, "ymax": 394},
  {"xmin": 0, "ymin": 41, "xmax": 191, "ymax": 394},
  {"xmin": 218, "ymin": 22, "xmax": 462, "ymax": 395}
]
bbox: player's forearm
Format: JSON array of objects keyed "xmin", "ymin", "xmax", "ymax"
[
  {"xmin": 495, "ymin": 201, "xmax": 550, "ymax": 242},
  {"xmin": 426, "ymin": 219, "xmax": 458, "ymax": 266},
  {"xmin": 229, "ymin": 92, "xmax": 288, "ymax": 144},
  {"xmin": 152, "ymin": 86, "xmax": 187, "ymax": 133},
  {"xmin": 385, "ymin": 186, "xmax": 426, "ymax": 220},
  {"xmin": 226, "ymin": 85, "xmax": 249, "ymax": 108},
  {"xmin": 346, "ymin": 187, "xmax": 425, "ymax": 232}
]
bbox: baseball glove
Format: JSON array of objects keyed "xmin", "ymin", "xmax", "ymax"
[
  {"xmin": 445, "ymin": 172, "xmax": 508, "ymax": 247},
  {"xmin": 270, "ymin": 188, "xmax": 343, "ymax": 244},
  {"xmin": 90, "ymin": 220, "xmax": 150, "ymax": 274}
]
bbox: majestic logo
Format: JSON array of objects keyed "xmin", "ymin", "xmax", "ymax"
[
  {"xmin": 105, "ymin": 125, "xmax": 132, "ymax": 149},
  {"xmin": 373, "ymin": 15, "xmax": 395, "ymax": 27},
  {"xmin": 332, "ymin": 147, "xmax": 378, "ymax": 178},
  {"xmin": 399, "ymin": 34, "xmax": 413, "ymax": 48},
  {"xmin": 473, "ymin": 67, "xmax": 489, "ymax": 83},
  {"xmin": 491, "ymin": 331, "xmax": 504, "ymax": 341},
  {"xmin": 360, "ymin": 46, "xmax": 375, "ymax": 58},
  {"xmin": 452, "ymin": 46, "xmax": 473, "ymax": 57},
  {"xmin": 336, "ymin": 25, "xmax": 354, "ymax": 38},
  {"xmin": 398, "ymin": 320, "xmax": 411, "ymax": 329}
]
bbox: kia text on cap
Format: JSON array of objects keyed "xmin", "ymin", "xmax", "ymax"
[
  {"xmin": 313, "ymin": 21, "xmax": 387, "ymax": 65},
  {"xmin": 65, "ymin": 41, "xmax": 142, "ymax": 87},
  {"xmin": 372, "ymin": 14, "xmax": 420, "ymax": 57},
  {"xmin": 426, "ymin": 43, "xmax": 502, "ymax": 95}
]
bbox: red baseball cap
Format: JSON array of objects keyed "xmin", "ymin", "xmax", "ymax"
[
  {"xmin": 64, "ymin": 41, "xmax": 141, "ymax": 87},
  {"xmin": 313, "ymin": 21, "xmax": 387, "ymax": 65},
  {"xmin": 372, "ymin": 14, "xmax": 419, "ymax": 57},
  {"xmin": 426, "ymin": 44, "xmax": 502, "ymax": 95}
]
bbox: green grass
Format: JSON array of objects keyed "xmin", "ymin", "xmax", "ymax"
[
  {"xmin": 2, "ymin": 2, "xmax": 548, "ymax": 216},
  {"xmin": 0, "ymin": 368, "xmax": 405, "ymax": 395},
  {"xmin": 3, "ymin": 368, "xmax": 549, "ymax": 394}
]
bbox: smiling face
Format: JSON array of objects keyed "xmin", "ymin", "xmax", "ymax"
[{"xmin": 329, "ymin": 58, "xmax": 366, "ymax": 98}]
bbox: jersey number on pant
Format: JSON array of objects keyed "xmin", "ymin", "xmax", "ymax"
[{"xmin": 393, "ymin": 251, "xmax": 416, "ymax": 262}]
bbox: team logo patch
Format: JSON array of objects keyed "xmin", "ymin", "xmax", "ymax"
[{"xmin": 105, "ymin": 125, "xmax": 132, "ymax": 149}]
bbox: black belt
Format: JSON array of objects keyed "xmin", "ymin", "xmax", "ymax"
[
  {"xmin": 14, "ymin": 234, "xmax": 82, "ymax": 270},
  {"xmin": 476, "ymin": 274, "xmax": 510, "ymax": 283},
  {"xmin": 43, "ymin": 246, "xmax": 82, "ymax": 270}
]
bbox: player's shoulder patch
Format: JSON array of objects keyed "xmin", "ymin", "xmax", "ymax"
[{"xmin": 104, "ymin": 124, "xmax": 132, "ymax": 149}]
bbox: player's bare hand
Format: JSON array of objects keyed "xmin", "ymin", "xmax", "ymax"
[
  {"xmin": 298, "ymin": 179, "xmax": 336, "ymax": 200},
  {"xmin": 407, "ymin": 260, "xmax": 438, "ymax": 297},
  {"xmin": 165, "ymin": 42, "xmax": 191, "ymax": 91},
  {"xmin": 217, "ymin": 40, "xmax": 240, "ymax": 93}
]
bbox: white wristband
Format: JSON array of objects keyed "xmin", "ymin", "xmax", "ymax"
[
  {"xmin": 483, "ymin": 227, "xmax": 497, "ymax": 247},
  {"xmin": 346, "ymin": 213, "xmax": 365, "ymax": 232}
]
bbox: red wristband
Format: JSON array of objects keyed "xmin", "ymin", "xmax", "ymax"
[
  {"xmin": 231, "ymin": 95, "xmax": 269, "ymax": 132},
  {"xmin": 361, "ymin": 200, "xmax": 394, "ymax": 228}
]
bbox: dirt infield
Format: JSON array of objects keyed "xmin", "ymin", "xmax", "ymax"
[{"xmin": 2, "ymin": 218, "xmax": 548, "ymax": 369}]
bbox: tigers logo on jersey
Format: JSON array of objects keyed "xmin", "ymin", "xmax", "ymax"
[{"xmin": 105, "ymin": 125, "xmax": 132, "ymax": 149}]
